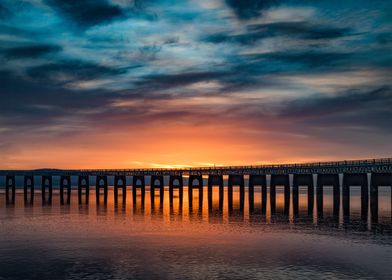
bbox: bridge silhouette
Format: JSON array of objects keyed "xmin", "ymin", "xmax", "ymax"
[{"xmin": 1, "ymin": 158, "xmax": 392, "ymax": 223}]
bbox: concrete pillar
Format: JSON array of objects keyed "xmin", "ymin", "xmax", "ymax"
[
  {"xmin": 370, "ymin": 173, "xmax": 392, "ymax": 224},
  {"xmin": 249, "ymin": 175, "xmax": 267, "ymax": 213},
  {"xmin": 151, "ymin": 175, "xmax": 164, "ymax": 205},
  {"xmin": 316, "ymin": 174, "xmax": 340, "ymax": 218},
  {"xmin": 207, "ymin": 175, "xmax": 224, "ymax": 210},
  {"xmin": 96, "ymin": 176, "xmax": 108, "ymax": 205},
  {"xmin": 5, "ymin": 175, "xmax": 16, "ymax": 204},
  {"xmin": 114, "ymin": 175, "xmax": 126, "ymax": 205},
  {"xmin": 60, "ymin": 175, "xmax": 71, "ymax": 205},
  {"xmin": 41, "ymin": 175, "xmax": 53, "ymax": 205},
  {"xmin": 293, "ymin": 174, "xmax": 314, "ymax": 216},
  {"xmin": 132, "ymin": 175, "xmax": 145, "ymax": 206},
  {"xmin": 78, "ymin": 175, "xmax": 90, "ymax": 204},
  {"xmin": 342, "ymin": 173, "xmax": 368, "ymax": 219},
  {"xmin": 270, "ymin": 174, "xmax": 290, "ymax": 215},
  {"xmin": 169, "ymin": 175, "xmax": 183, "ymax": 205},
  {"xmin": 188, "ymin": 175, "xmax": 203, "ymax": 209},
  {"xmin": 228, "ymin": 175, "xmax": 244, "ymax": 211},
  {"xmin": 24, "ymin": 175, "xmax": 34, "ymax": 204}
]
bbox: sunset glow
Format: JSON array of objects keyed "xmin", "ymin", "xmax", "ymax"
[{"xmin": 0, "ymin": 0, "xmax": 391, "ymax": 168}]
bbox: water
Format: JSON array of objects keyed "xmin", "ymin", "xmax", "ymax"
[{"xmin": 0, "ymin": 187, "xmax": 391, "ymax": 280}]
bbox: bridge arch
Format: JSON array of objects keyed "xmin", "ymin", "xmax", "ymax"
[
  {"xmin": 173, "ymin": 178, "xmax": 180, "ymax": 186},
  {"xmin": 153, "ymin": 179, "xmax": 161, "ymax": 186},
  {"xmin": 191, "ymin": 178, "xmax": 200, "ymax": 186}
]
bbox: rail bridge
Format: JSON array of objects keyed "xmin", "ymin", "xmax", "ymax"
[{"xmin": 1, "ymin": 158, "xmax": 392, "ymax": 223}]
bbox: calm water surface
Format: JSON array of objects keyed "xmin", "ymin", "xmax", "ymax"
[{"xmin": 0, "ymin": 186, "xmax": 391, "ymax": 280}]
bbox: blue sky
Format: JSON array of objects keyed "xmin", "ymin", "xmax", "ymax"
[{"xmin": 0, "ymin": 0, "xmax": 391, "ymax": 168}]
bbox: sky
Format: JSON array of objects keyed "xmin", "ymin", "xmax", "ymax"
[{"xmin": 0, "ymin": 0, "xmax": 391, "ymax": 169}]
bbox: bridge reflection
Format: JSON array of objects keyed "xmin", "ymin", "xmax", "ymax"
[{"xmin": 1, "ymin": 173, "xmax": 391, "ymax": 231}]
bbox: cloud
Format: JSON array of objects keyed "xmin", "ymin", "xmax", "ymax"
[
  {"xmin": 204, "ymin": 21, "xmax": 353, "ymax": 45},
  {"xmin": 45, "ymin": 0, "xmax": 124, "ymax": 27},
  {"xmin": 0, "ymin": 70, "xmax": 114, "ymax": 129},
  {"xmin": 2, "ymin": 44, "xmax": 62, "ymax": 59},
  {"xmin": 0, "ymin": 3, "xmax": 10, "ymax": 18},
  {"xmin": 225, "ymin": 0, "xmax": 279, "ymax": 20},
  {"xmin": 0, "ymin": 0, "xmax": 391, "ymax": 166},
  {"xmin": 277, "ymin": 86, "xmax": 392, "ymax": 134},
  {"xmin": 27, "ymin": 60, "xmax": 126, "ymax": 85},
  {"xmin": 249, "ymin": 51, "xmax": 352, "ymax": 69},
  {"xmin": 134, "ymin": 71, "xmax": 229, "ymax": 91},
  {"xmin": 250, "ymin": 21, "xmax": 352, "ymax": 40}
]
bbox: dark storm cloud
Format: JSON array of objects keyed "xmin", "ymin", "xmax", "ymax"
[
  {"xmin": 203, "ymin": 22, "xmax": 353, "ymax": 45},
  {"xmin": 245, "ymin": 51, "xmax": 352, "ymax": 69},
  {"xmin": 0, "ymin": 3, "xmax": 10, "ymax": 18},
  {"xmin": 27, "ymin": 60, "xmax": 126, "ymax": 85},
  {"xmin": 0, "ymin": 70, "xmax": 119, "ymax": 135},
  {"xmin": 203, "ymin": 51, "xmax": 353, "ymax": 93},
  {"xmin": 2, "ymin": 44, "xmax": 62, "ymax": 59},
  {"xmin": 227, "ymin": 48, "xmax": 391, "ymax": 87},
  {"xmin": 204, "ymin": 22, "xmax": 353, "ymax": 45},
  {"xmin": 45, "ymin": 0, "xmax": 124, "ymax": 27},
  {"xmin": 248, "ymin": 22, "xmax": 353, "ymax": 40},
  {"xmin": 0, "ymin": 24, "xmax": 42, "ymax": 38},
  {"xmin": 281, "ymin": 86, "xmax": 392, "ymax": 121},
  {"xmin": 0, "ymin": 70, "xmax": 110, "ymax": 111},
  {"xmin": 225, "ymin": 0, "xmax": 278, "ymax": 20},
  {"xmin": 275, "ymin": 86, "xmax": 392, "ymax": 140}
]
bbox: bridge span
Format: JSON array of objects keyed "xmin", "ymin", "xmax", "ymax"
[
  {"xmin": 1, "ymin": 158, "xmax": 392, "ymax": 223},
  {"xmin": 1, "ymin": 158, "xmax": 392, "ymax": 176}
]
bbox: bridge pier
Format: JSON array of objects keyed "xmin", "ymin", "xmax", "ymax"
[
  {"xmin": 249, "ymin": 175, "xmax": 267, "ymax": 213},
  {"xmin": 5, "ymin": 175, "xmax": 16, "ymax": 204},
  {"xmin": 208, "ymin": 175, "xmax": 224, "ymax": 210},
  {"xmin": 317, "ymin": 174, "xmax": 340, "ymax": 218},
  {"xmin": 24, "ymin": 175, "xmax": 34, "ymax": 204},
  {"xmin": 188, "ymin": 175, "xmax": 203, "ymax": 209},
  {"xmin": 270, "ymin": 174, "xmax": 290, "ymax": 215},
  {"xmin": 41, "ymin": 176, "xmax": 53, "ymax": 205},
  {"xmin": 78, "ymin": 176, "xmax": 90, "ymax": 204},
  {"xmin": 342, "ymin": 173, "xmax": 368, "ymax": 219},
  {"xmin": 370, "ymin": 173, "xmax": 392, "ymax": 223},
  {"xmin": 293, "ymin": 174, "xmax": 314, "ymax": 216},
  {"xmin": 96, "ymin": 176, "xmax": 108, "ymax": 205},
  {"xmin": 169, "ymin": 175, "xmax": 183, "ymax": 205},
  {"xmin": 114, "ymin": 175, "xmax": 126, "ymax": 205},
  {"xmin": 151, "ymin": 175, "xmax": 164, "ymax": 205},
  {"xmin": 228, "ymin": 175, "xmax": 244, "ymax": 211},
  {"xmin": 133, "ymin": 175, "xmax": 145, "ymax": 206},
  {"xmin": 60, "ymin": 176, "xmax": 71, "ymax": 204}
]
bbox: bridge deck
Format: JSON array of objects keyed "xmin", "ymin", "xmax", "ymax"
[{"xmin": 0, "ymin": 158, "xmax": 391, "ymax": 176}]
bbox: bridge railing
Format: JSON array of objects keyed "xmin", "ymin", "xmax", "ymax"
[
  {"xmin": 0, "ymin": 158, "xmax": 391, "ymax": 176},
  {"xmin": 57, "ymin": 158, "xmax": 392, "ymax": 172}
]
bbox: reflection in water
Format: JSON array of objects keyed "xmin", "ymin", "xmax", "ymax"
[
  {"xmin": 0, "ymin": 187, "xmax": 391, "ymax": 279},
  {"xmin": 1, "ymin": 186, "xmax": 391, "ymax": 228}
]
